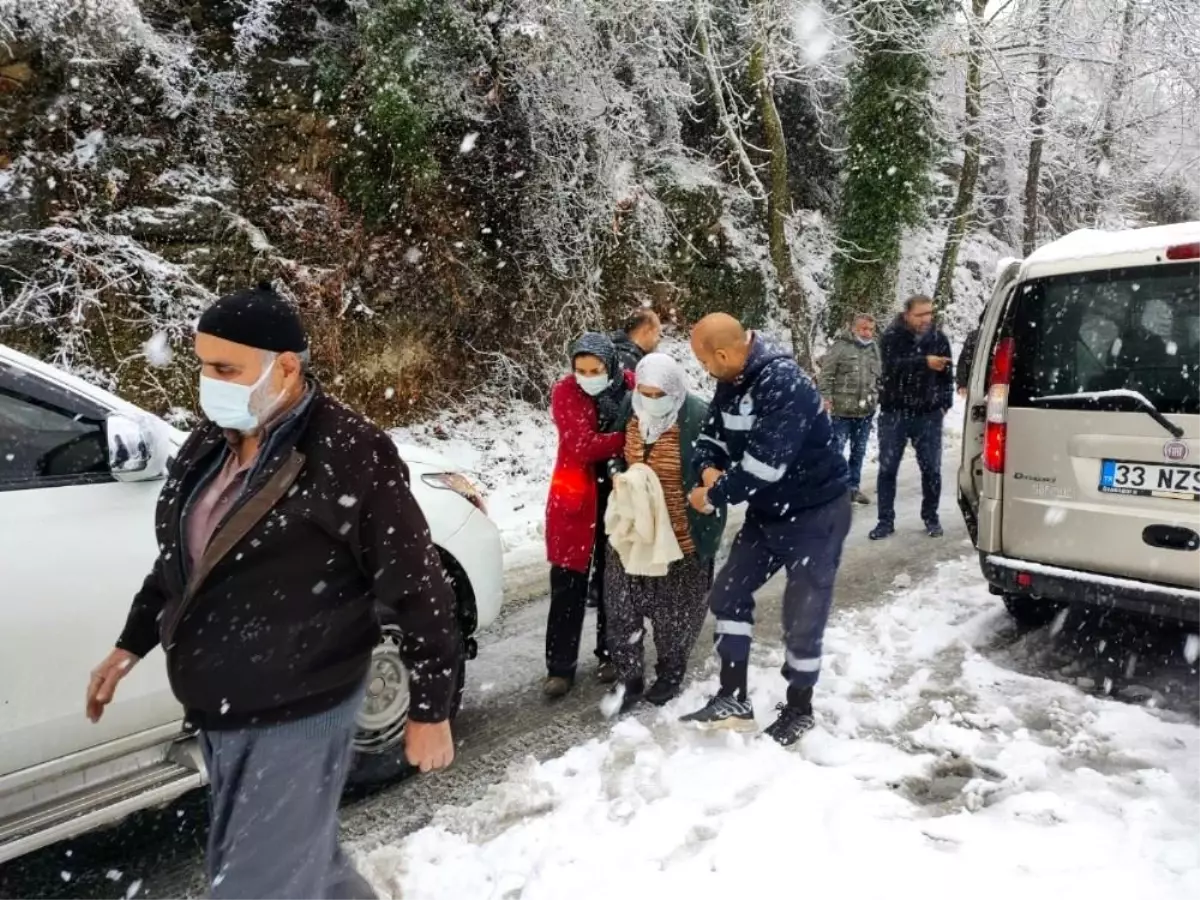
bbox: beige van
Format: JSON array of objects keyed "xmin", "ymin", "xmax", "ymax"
[{"xmin": 958, "ymin": 222, "xmax": 1200, "ymax": 626}]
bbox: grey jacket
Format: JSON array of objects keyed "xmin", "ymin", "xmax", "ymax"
[{"xmin": 817, "ymin": 331, "xmax": 882, "ymax": 418}]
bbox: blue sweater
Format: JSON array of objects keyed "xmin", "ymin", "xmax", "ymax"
[{"xmin": 694, "ymin": 335, "xmax": 848, "ymax": 519}]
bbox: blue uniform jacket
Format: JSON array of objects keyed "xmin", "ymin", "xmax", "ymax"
[{"xmin": 694, "ymin": 334, "xmax": 848, "ymax": 519}]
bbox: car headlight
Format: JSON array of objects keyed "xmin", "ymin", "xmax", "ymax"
[{"xmin": 421, "ymin": 472, "xmax": 488, "ymax": 515}]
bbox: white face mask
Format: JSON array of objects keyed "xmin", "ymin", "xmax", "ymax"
[
  {"xmin": 639, "ymin": 394, "xmax": 677, "ymax": 418},
  {"xmin": 199, "ymin": 356, "xmax": 281, "ymax": 432},
  {"xmin": 575, "ymin": 373, "xmax": 609, "ymax": 397}
]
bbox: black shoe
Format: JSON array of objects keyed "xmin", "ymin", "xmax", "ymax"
[
  {"xmin": 644, "ymin": 678, "xmax": 682, "ymax": 707},
  {"xmin": 925, "ymin": 520, "xmax": 944, "ymax": 538},
  {"xmin": 869, "ymin": 523, "xmax": 894, "ymax": 541},
  {"xmin": 851, "ymin": 490, "xmax": 871, "ymax": 506},
  {"xmin": 596, "ymin": 660, "xmax": 619, "ymax": 684},
  {"xmin": 602, "ymin": 678, "xmax": 645, "ymax": 716},
  {"xmin": 680, "ymin": 694, "xmax": 756, "ymax": 731},
  {"xmin": 763, "ymin": 703, "xmax": 816, "ymax": 746}
]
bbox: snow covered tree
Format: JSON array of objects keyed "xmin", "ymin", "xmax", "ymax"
[{"xmin": 830, "ymin": 0, "xmax": 942, "ymax": 329}]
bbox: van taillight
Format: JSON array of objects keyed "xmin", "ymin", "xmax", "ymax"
[
  {"xmin": 984, "ymin": 337, "xmax": 1014, "ymax": 474},
  {"xmin": 1166, "ymin": 243, "xmax": 1200, "ymax": 261}
]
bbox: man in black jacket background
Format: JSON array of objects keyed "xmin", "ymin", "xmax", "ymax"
[
  {"xmin": 870, "ymin": 294, "xmax": 954, "ymax": 541},
  {"xmin": 85, "ymin": 284, "xmax": 459, "ymax": 899}
]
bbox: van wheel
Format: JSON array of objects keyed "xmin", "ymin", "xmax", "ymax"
[{"xmin": 1002, "ymin": 593, "xmax": 1064, "ymax": 628}]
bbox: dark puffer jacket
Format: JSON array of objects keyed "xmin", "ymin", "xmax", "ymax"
[
  {"xmin": 879, "ymin": 315, "xmax": 954, "ymax": 416},
  {"xmin": 692, "ymin": 334, "xmax": 848, "ymax": 519}
]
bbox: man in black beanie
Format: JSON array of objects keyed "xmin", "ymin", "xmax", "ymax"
[{"xmin": 85, "ymin": 283, "xmax": 461, "ymax": 899}]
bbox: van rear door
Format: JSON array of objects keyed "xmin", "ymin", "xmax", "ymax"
[
  {"xmin": 1001, "ymin": 260, "xmax": 1200, "ymax": 588},
  {"xmin": 959, "ymin": 258, "xmax": 1021, "ymax": 549}
]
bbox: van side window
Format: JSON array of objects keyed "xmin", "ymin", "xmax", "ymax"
[{"xmin": 0, "ymin": 369, "xmax": 110, "ymax": 489}]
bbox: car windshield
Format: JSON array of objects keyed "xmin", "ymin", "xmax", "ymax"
[{"xmin": 1008, "ymin": 261, "xmax": 1200, "ymax": 415}]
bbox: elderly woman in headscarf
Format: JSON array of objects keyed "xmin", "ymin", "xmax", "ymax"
[
  {"xmin": 603, "ymin": 353, "xmax": 726, "ymax": 711},
  {"xmin": 543, "ymin": 332, "xmax": 634, "ymax": 697}
]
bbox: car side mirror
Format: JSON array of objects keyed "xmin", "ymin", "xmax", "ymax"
[{"xmin": 106, "ymin": 412, "xmax": 172, "ymax": 482}]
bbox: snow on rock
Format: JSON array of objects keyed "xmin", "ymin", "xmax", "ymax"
[{"xmin": 364, "ymin": 559, "xmax": 1200, "ymax": 900}]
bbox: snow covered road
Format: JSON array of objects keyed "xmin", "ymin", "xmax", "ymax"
[
  {"xmin": 368, "ymin": 559, "xmax": 1199, "ymax": 900},
  {"xmin": 2, "ymin": 435, "xmax": 1196, "ymax": 899}
]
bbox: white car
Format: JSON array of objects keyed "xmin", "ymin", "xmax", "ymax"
[{"xmin": 0, "ymin": 343, "xmax": 504, "ymax": 864}]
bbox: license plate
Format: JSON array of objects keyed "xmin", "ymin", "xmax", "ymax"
[{"xmin": 1099, "ymin": 460, "xmax": 1200, "ymax": 501}]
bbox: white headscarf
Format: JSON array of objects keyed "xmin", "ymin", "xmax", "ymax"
[{"xmin": 633, "ymin": 353, "xmax": 687, "ymax": 445}]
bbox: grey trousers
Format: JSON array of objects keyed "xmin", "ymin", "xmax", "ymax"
[
  {"xmin": 604, "ymin": 546, "xmax": 713, "ymax": 686},
  {"xmin": 199, "ymin": 688, "xmax": 376, "ymax": 900}
]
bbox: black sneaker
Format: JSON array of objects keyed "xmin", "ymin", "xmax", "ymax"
[
  {"xmin": 869, "ymin": 523, "xmax": 894, "ymax": 541},
  {"xmin": 925, "ymin": 520, "xmax": 944, "ymax": 538},
  {"xmin": 851, "ymin": 490, "xmax": 871, "ymax": 506},
  {"xmin": 644, "ymin": 679, "xmax": 682, "ymax": 707},
  {"xmin": 596, "ymin": 660, "xmax": 619, "ymax": 684},
  {"xmin": 680, "ymin": 694, "xmax": 756, "ymax": 731},
  {"xmin": 763, "ymin": 703, "xmax": 816, "ymax": 746}
]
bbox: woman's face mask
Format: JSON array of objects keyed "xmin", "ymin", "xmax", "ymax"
[
  {"xmin": 199, "ymin": 356, "xmax": 281, "ymax": 432},
  {"xmin": 575, "ymin": 372, "xmax": 610, "ymax": 397},
  {"xmin": 639, "ymin": 393, "xmax": 676, "ymax": 418}
]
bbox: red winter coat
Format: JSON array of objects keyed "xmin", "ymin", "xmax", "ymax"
[{"xmin": 545, "ymin": 372, "xmax": 633, "ymax": 573}]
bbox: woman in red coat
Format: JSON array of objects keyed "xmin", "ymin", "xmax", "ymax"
[{"xmin": 544, "ymin": 332, "xmax": 634, "ymax": 697}]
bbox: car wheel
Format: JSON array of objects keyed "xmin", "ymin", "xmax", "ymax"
[
  {"xmin": 349, "ymin": 552, "xmax": 474, "ymax": 786},
  {"xmin": 1002, "ymin": 593, "xmax": 1064, "ymax": 628},
  {"xmin": 348, "ymin": 623, "xmax": 466, "ymax": 785}
]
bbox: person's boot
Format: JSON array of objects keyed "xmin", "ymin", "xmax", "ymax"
[
  {"xmin": 601, "ymin": 678, "xmax": 645, "ymax": 717},
  {"xmin": 543, "ymin": 675, "xmax": 574, "ymax": 698},
  {"xmin": 763, "ymin": 686, "xmax": 816, "ymax": 747},
  {"xmin": 925, "ymin": 519, "xmax": 944, "ymax": 538},
  {"xmin": 644, "ymin": 678, "xmax": 682, "ymax": 707},
  {"xmin": 869, "ymin": 523, "xmax": 895, "ymax": 541},
  {"xmin": 596, "ymin": 659, "xmax": 619, "ymax": 684},
  {"xmin": 852, "ymin": 489, "xmax": 871, "ymax": 505}
]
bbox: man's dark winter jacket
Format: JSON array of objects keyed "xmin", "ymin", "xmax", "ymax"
[
  {"xmin": 610, "ymin": 331, "xmax": 645, "ymax": 374},
  {"xmin": 116, "ymin": 384, "xmax": 461, "ymax": 730},
  {"xmin": 879, "ymin": 315, "xmax": 954, "ymax": 415},
  {"xmin": 693, "ymin": 334, "xmax": 848, "ymax": 519}
]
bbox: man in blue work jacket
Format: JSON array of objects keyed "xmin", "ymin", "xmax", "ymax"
[{"xmin": 681, "ymin": 314, "xmax": 852, "ymax": 746}]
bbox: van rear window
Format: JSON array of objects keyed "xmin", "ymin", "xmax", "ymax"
[{"xmin": 1008, "ymin": 262, "xmax": 1199, "ymax": 415}]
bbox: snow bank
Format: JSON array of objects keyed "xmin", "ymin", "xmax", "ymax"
[{"xmin": 364, "ymin": 559, "xmax": 1199, "ymax": 899}]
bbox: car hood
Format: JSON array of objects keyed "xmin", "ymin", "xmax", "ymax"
[{"xmin": 392, "ymin": 440, "xmax": 463, "ymax": 474}]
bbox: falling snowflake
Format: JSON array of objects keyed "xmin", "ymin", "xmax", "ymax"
[
  {"xmin": 338, "ymin": 495, "xmax": 358, "ymax": 508},
  {"xmin": 460, "ymin": 132, "xmax": 480, "ymax": 154},
  {"xmin": 143, "ymin": 332, "xmax": 173, "ymax": 367},
  {"xmin": 1185, "ymin": 634, "xmax": 1199, "ymax": 665}
]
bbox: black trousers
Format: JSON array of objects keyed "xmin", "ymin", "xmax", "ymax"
[{"xmin": 546, "ymin": 486, "xmax": 610, "ymax": 678}]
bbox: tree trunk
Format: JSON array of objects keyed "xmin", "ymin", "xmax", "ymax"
[
  {"xmin": 1093, "ymin": 0, "xmax": 1138, "ymax": 224},
  {"xmin": 1022, "ymin": 0, "xmax": 1054, "ymax": 256},
  {"xmin": 748, "ymin": 34, "xmax": 812, "ymax": 369},
  {"xmin": 696, "ymin": 2, "xmax": 765, "ymax": 200},
  {"xmin": 934, "ymin": 0, "xmax": 987, "ymax": 306}
]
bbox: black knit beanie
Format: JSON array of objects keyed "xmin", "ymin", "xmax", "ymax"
[{"xmin": 196, "ymin": 282, "xmax": 308, "ymax": 353}]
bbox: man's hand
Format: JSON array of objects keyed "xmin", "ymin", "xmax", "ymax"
[
  {"xmin": 689, "ymin": 485, "xmax": 714, "ymax": 514},
  {"xmin": 701, "ymin": 467, "xmax": 723, "ymax": 489},
  {"xmin": 926, "ymin": 356, "xmax": 951, "ymax": 372},
  {"xmin": 957, "ymin": 386, "xmax": 968, "ymax": 398},
  {"xmin": 87, "ymin": 648, "xmax": 139, "ymax": 723},
  {"xmin": 405, "ymin": 720, "xmax": 455, "ymax": 773}
]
